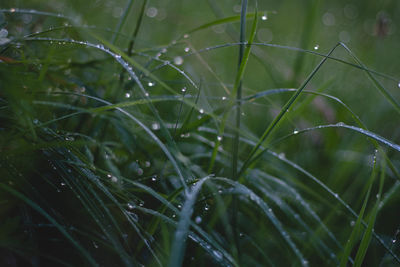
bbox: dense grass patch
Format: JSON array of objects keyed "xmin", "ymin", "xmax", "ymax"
[{"xmin": 0, "ymin": 0, "xmax": 399, "ymax": 266}]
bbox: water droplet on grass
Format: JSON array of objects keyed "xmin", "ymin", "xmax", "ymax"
[
  {"xmin": 212, "ymin": 250, "xmax": 223, "ymax": 260},
  {"xmin": 221, "ymin": 96, "xmax": 227, "ymax": 100},
  {"xmin": 293, "ymin": 130, "xmax": 299, "ymax": 134},
  {"xmin": 204, "ymin": 204, "xmax": 210, "ymax": 211},
  {"xmin": 314, "ymin": 44, "xmax": 319, "ymax": 50},
  {"xmin": 195, "ymin": 216, "xmax": 202, "ymax": 224},
  {"xmin": 151, "ymin": 176, "xmax": 157, "ymax": 182},
  {"xmin": 184, "ymin": 47, "xmax": 190, "ymax": 52},
  {"xmin": 199, "ymin": 108, "xmax": 204, "ymax": 114},
  {"xmin": 125, "ymin": 92, "xmax": 131, "ymax": 98},
  {"xmin": 217, "ymin": 136, "xmax": 223, "ymax": 141},
  {"xmin": 261, "ymin": 14, "xmax": 268, "ymax": 20},
  {"xmin": 174, "ymin": 56, "xmax": 183, "ymax": 65},
  {"xmin": 148, "ymin": 81, "xmax": 155, "ymax": 87},
  {"xmin": 350, "ymin": 220, "xmax": 355, "ymax": 226},
  {"xmin": 151, "ymin": 122, "xmax": 160, "ymax": 130},
  {"xmin": 181, "ymin": 87, "xmax": 186, "ymax": 93},
  {"xmin": 146, "ymin": 7, "xmax": 158, "ymax": 18},
  {"xmin": 398, "ymin": 81, "xmax": 400, "ymax": 88}
]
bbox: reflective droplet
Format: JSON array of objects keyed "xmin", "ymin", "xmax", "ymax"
[
  {"xmin": 184, "ymin": 47, "xmax": 190, "ymax": 52},
  {"xmin": 146, "ymin": 7, "xmax": 158, "ymax": 18},
  {"xmin": 204, "ymin": 204, "xmax": 210, "ymax": 211},
  {"xmin": 183, "ymin": 34, "xmax": 189, "ymax": 39},
  {"xmin": 195, "ymin": 216, "xmax": 202, "ymax": 224},
  {"xmin": 293, "ymin": 130, "xmax": 299, "ymax": 134},
  {"xmin": 181, "ymin": 87, "xmax": 186, "ymax": 93},
  {"xmin": 172, "ymin": 214, "xmax": 176, "ymax": 218},
  {"xmin": 125, "ymin": 92, "xmax": 131, "ymax": 98},
  {"xmin": 278, "ymin": 153, "xmax": 285, "ymax": 159},
  {"xmin": 92, "ymin": 241, "xmax": 99, "ymax": 248},
  {"xmin": 148, "ymin": 81, "xmax": 155, "ymax": 87},
  {"xmin": 177, "ymin": 204, "xmax": 182, "ymax": 209},
  {"xmin": 199, "ymin": 108, "xmax": 204, "ymax": 114},
  {"xmin": 261, "ymin": 14, "xmax": 268, "ymax": 21},
  {"xmin": 127, "ymin": 202, "xmax": 135, "ymax": 210},
  {"xmin": 221, "ymin": 96, "xmax": 227, "ymax": 100},
  {"xmin": 212, "ymin": 250, "xmax": 223, "ymax": 260},
  {"xmin": 314, "ymin": 44, "xmax": 319, "ymax": 50},
  {"xmin": 174, "ymin": 56, "xmax": 184, "ymax": 65},
  {"xmin": 151, "ymin": 122, "xmax": 160, "ymax": 130},
  {"xmin": 350, "ymin": 220, "xmax": 355, "ymax": 226},
  {"xmin": 217, "ymin": 136, "xmax": 223, "ymax": 141},
  {"xmin": 10, "ymin": 8, "xmax": 16, "ymax": 12},
  {"xmin": 151, "ymin": 176, "xmax": 157, "ymax": 182},
  {"xmin": 398, "ymin": 81, "xmax": 400, "ymax": 88},
  {"xmin": 137, "ymin": 168, "xmax": 143, "ymax": 176}
]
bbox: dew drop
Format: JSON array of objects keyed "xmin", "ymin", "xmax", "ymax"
[
  {"xmin": 398, "ymin": 81, "xmax": 400, "ymax": 88},
  {"xmin": 125, "ymin": 92, "xmax": 131, "ymax": 98},
  {"xmin": 393, "ymin": 239, "xmax": 397, "ymax": 244},
  {"xmin": 184, "ymin": 47, "xmax": 190, "ymax": 52},
  {"xmin": 212, "ymin": 250, "xmax": 223, "ymax": 260},
  {"xmin": 145, "ymin": 161, "xmax": 151, "ymax": 167},
  {"xmin": 350, "ymin": 220, "xmax": 355, "ymax": 226},
  {"xmin": 10, "ymin": 8, "xmax": 16, "ymax": 12},
  {"xmin": 195, "ymin": 216, "xmax": 202, "ymax": 224},
  {"xmin": 92, "ymin": 241, "xmax": 99, "ymax": 249},
  {"xmin": 151, "ymin": 122, "xmax": 160, "ymax": 130},
  {"xmin": 146, "ymin": 7, "xmax": 158, "ymax": 18},
  {"xmin": 183, "ymin": 34, "xmax": 189, "ymax": 39},
  {"xmin": 221, "ymin": 96, "xmax": 227, "ymax": 100},
  {"xmin": 314, "ymin": 44, "xmax": 319, "ymax": 50},
  {"xmin": 261, "ymin": 14, "xmax": 268, "ymax": 21},
  {"xmin": 172, "ymin": 214, "xmax": 176, "ymax": 218},
  {"xmin": 127, "ymin": 202, "xmax": 135, "ymax": 210},
  {"xmin": 293, "ymin": 130, "xmax": 299, "ymax": 134},
  {"xmin": 278, "ymin": 153, "xmax": 285, "ymax": 159},
  {"xmin": 139, "ymin": 201, "xmax": 144, "ymax": 207},
  {"xmin": 174, "ymin": 56, "xmax": 184, "ymax": 65},
  {"xmin": 151, "ymin": 176, "xmax": 157, "ymax": 182},
  {"xmin": 60, "ymin": 182, "xmax": 66, "ymax": 186},
  {"xmin": 181, "ymin": 87, "xmax": 186, "ymax": 93},
  {"xmin": 137, "ymin": 168, "xmax": 143, "ymax": 176},
  {"xmin": 204, "ymin": 204, "xmax": 210, "ymax": 211},
  {"xmin": 217, "ymin": 136, "xmax": 223, "ymax": 141},
  {"xmin": 148, "ymin": 81, "xmax": 155, "ymax": 87},
  {"xmin": 199, "ymin": 108, "xmax": 204, "ymax": 114}
]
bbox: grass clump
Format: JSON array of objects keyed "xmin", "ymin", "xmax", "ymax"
[{"xmin": 0, "ymin": 0, "xmax": 400, "ymax": 266}]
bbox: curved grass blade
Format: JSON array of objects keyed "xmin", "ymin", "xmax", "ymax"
[
  {"xmin": 239, "ymin": 43, "xmax": 340, "ymax": 177},
  {"xmin": 339, "ymin": 151, "xmax": 378, "ymax": 267},
  {"xmin": 168, "ymin": 175, "xmax": 212, "ymax": 267}
]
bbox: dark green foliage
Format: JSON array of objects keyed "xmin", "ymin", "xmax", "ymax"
[{"xmin": 0, "ymin": 0, "xmax": 399, "ymax": 266}]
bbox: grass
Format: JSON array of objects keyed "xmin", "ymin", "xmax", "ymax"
[{"xmin": 0, "ymin": 0, "xmax": 400, "ymax": 266}]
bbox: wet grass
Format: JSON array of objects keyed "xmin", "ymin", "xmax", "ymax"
[{"xmin": 0, "ymin": 0, "xmax": 400, "ymax": 266}]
